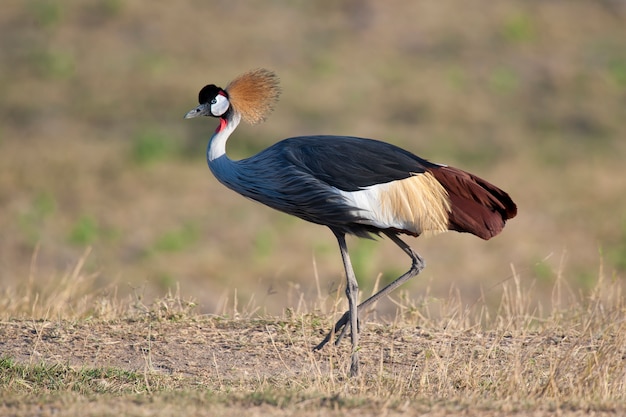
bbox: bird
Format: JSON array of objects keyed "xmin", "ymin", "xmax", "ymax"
[{"xmin": 184, "ymin": 68, "xmax": 517, "ymax": 376}]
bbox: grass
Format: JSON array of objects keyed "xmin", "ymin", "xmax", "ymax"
[
  {"xmin": 1, "ymin": 252, "xmax": 625, "ymax": 416},
  {"xmin": 151, "ymin": 223, "xmax": 199, "ymax": 253},
  {"xmin": 18, "ymin": 192, "xmax": 56, "ymax": 245},
  {"xmin": 30, "ymin": 48, "xmax": 75, "ymax": 79},
  {"xmin": 68, "ymin": 216, "xmax": 100, "ymax": 246},
  {"xmin": 131, "ymin": 128, "xmax": 179, "ymax": 165},
  {"xmin": 500, "ymin": 12, "xmax": 536, "ymax": 44},
  {"xmin": 1, "ymin": 0, "xmax": 626, "ymax": 415},
  {"xmin": 0, "ymin": 357, "xmax": 157, "ymax": 395},
  {"xmin": 1, "ymin": 0, "xmax": 624, "ymax": 315},
  {"xmin": 27, "ymin": 0, "xmax": 63, "ymax": 29}
]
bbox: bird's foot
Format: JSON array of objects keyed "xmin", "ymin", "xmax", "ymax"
[
  {"xmin": 350, "ymin": 352, "xmax": 360, "ymax": 377},
  {"xmin": 314, "ymin": 311, "xmax": 358, "ymax": 351},
  {"xmin": 314, "ymin": 311, "xmax": 361, "ymax": 377}
]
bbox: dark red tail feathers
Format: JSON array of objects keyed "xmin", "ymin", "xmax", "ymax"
[{"xmin": 429, "ymin": 166, "xmax": 517, "ymax": 240}]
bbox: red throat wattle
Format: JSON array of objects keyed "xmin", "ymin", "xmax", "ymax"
[{"xmin": 216, "ymin": 118, "xmax": 228, "ymax": 133}]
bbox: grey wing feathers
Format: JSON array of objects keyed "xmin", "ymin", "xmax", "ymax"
[{"xmin": 279, "ymin": 136, "xmax": 437, "ymax": 191}]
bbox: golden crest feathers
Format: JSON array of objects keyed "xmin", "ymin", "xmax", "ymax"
[{"xmin": 226, "ymin": 68, "xmax": 281, "ymax": 125}]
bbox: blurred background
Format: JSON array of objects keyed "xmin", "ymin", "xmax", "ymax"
[{"xmin": 1, "ymin": 0, "xmax": 625, "ymax": 316}]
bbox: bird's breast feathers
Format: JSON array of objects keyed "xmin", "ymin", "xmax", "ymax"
[{"xmin": 336, "ymin": 171, "xmax": 451, "ymax": 236}]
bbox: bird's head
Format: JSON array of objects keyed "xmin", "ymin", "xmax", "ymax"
[
  {"xmin": 184, "ymin": 85, "xmax": 230, "ymax": 119},
  {"xmin": 185, "ymin": 68, "xmax": 281, "ymax": 124}
]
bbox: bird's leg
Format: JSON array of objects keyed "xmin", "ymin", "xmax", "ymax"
[
  {"xmin": 331, "ymin": 230, "xmax": 360, "ymax": 377},
  {"xmin": 314, "ymin": 232, "xmax": 424, "ymax": 352},
  {"xmin": 357, "ymin": 232, "xmax": 425, "ymax": 312}
]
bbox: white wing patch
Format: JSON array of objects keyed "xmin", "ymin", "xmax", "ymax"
[{"xmin": 336, "ymin": 172, "xmax": 451, "ymax": 235}]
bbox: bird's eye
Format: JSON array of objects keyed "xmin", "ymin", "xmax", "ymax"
[{"xmin": 210, "ymin": 98, "xmax": 217, "ymax": 104}]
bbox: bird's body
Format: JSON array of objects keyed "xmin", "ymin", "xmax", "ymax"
[
  {"xmin": 211, "ymin": 133, "xmax": 514, "ymax": 240},
  {"xmin": 185, "ymin": 69, "xmax": 517, "ymax": 376},
  {"xmin": 213, "ymin": 134, "xmax": 435, "ymax": 235}
]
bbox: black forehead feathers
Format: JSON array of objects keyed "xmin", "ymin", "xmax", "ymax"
[{"xmin": 198, "ymin": 84, "xmax": 227, "ymax": 104}]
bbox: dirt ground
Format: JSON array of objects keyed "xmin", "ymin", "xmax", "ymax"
[
  {"xmin": 1, "ymin": 313, "xmax": 625, "ymax": 416},
  {"xmin": 0, "ymin": 316, "xmax": 321, "ymax": 382}
]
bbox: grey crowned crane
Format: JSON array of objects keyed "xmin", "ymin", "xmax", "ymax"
[{"xmin": 185, "ymin": 69, "xmax": 517, "ymax": 376}]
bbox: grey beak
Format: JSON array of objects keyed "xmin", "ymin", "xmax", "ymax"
[{"xmin": 184, "ymin": 103, "xmax": 210, "ymax": 119}]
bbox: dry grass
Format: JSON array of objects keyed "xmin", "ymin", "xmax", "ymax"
[{"xmin": 1, "ymin": 252, "xmax": 625, "ymax": 416}]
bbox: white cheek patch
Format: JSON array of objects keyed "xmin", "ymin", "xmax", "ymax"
[{"xmin": 211, "ymin": 94, "xmax": 230, "ymax": 116}]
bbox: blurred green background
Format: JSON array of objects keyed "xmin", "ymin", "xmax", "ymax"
[{"xmin": 1, "ymin": 0, "xmax": 625, "ymax": 315}]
